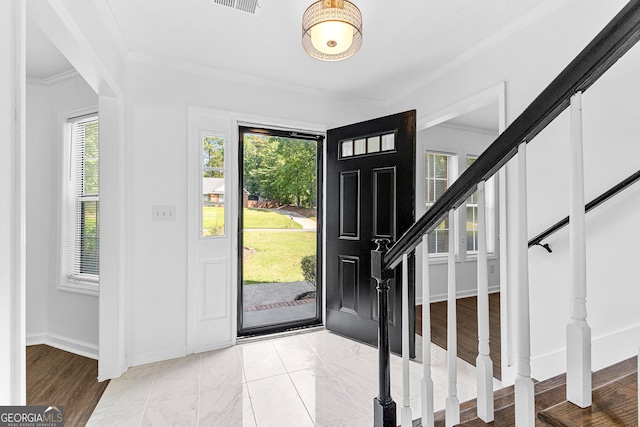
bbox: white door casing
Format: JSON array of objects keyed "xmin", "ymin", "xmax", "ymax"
[
  {"xmin": 187, "ymin": 107, "xmax": 328, "ymax": 351},
  {"xmin": 416, "ymin": 82, "xmax": 514, "ymax": 384}
]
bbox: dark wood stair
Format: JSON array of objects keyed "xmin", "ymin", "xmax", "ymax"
[
  {"xmin": 539, "ymin": 369, "xmax": 637, "ymax": 426},
  {"xmin": 412, "ymin": 356, "xmax": 637, "ymax": 426}
]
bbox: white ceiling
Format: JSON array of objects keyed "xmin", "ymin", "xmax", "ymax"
[
  {"xmin": 26, "ymin": 17, "xmax": 73, "ymax": 80},
  {"xmin": 447, "ymin": 103, "xmax": 499, "ymax": 133},
  {"xmin": 26, "ymin": 0, "xmax": 561, "ymax": 128}
]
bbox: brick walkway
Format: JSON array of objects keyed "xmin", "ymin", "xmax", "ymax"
[
  {"xmin": 244, "ymin": 297, "xmax": 316, "ymax": 311},
  {"xmin": 243, "ymin": 281, "xmax": 316, "ymax": 307}
]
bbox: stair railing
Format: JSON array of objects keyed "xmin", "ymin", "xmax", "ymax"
[
  {"xmin": 371, "ymin": 1, "xmax": 640, "ymax": 426},
  {"xmin": 529, "ymin": 169, "xmax": 640, "ymax": 253}
]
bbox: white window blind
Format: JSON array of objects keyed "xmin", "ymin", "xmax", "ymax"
[
  {"xmin": 466, "ymin": 156, "xmax": 479, "ymax": 253},
  {"xmin": 464, "ymin": 155, "xmax": 496, "ymax": 256},
  {"xmin": 67, "ymin": 114, "xmax": 99, "ymax": 281},
  {"xmin": 425, "ymin": 152, "xmax": 454, "ymax": 254}
]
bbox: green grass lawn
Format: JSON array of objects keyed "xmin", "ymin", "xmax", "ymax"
[
  {"xmin": 243, "ymin": 231, "xmax": 315, "ymax": 284},
  {"xmin": 243, "ymin": 208, "xmax": 302, "ymax": 229},
  {"xmin": 203, "ymin": 207, "xmax": 314, "ymax": 283},
  {"xmin": 202, "ymin": 207, "xmax": 302, "ymax": 236},
  {"xmin": 202, "ymin": 206, "xmax": 225, "ymax": 236}
]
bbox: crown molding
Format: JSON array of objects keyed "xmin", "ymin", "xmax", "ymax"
[
  {"xmin": 91, "ymin": 0, "xmax": 131, "ymax": 57},
  {"xmin": 26, "ymin": 76, "xmax": 48, "ymax": 86},
  {"xmin": 125, "ymin": 50, "xmax": 386, "ymax": 107},
  {"xmin": 437, "ymin": 121, "xmax": 499, "ymax": 137},
  {"xmin": 386, "ymin": 0, "xmax": 574, "ymax": 106},
  {"xmin": 26, "ymin": 68, "xmax": 80, "ymax": 86}
]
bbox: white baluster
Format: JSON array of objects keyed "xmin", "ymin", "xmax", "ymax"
[
  {"xmin": 402, "ymin": 254, "xmax": 412, "ymax": 427},
  {"xmin": 567, "ymin": 91, "xmax": 592, "ymax": 408},
  {"xmin": 421, "ymin": 234, "xmax": 435, "ymax": 427},
  {"xmin": 446, "ymin": 208, "xmax": 460, "ymax": 426},
  {"xmin": 476, "ymin": 181, "xmax": 494, "ymax": 422},
  {"xmin": 515, "ymin": 142, "xmax": 535, "ymax": 426}
]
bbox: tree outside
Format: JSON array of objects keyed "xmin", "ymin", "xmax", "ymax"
[
  {"xmin": 80, "ymin": 119, "xmax": 99, "ymax": 275},
  {"xmin": 203, "ymin": 135, "xmax": 224, "ymax": 177},
  {"xmin": 241, "ymin": 132, "xmax": 319, "ymax": 329},
  {"xmin": 242, "ymin": 133, "xmax": 318, "ymax": 285},
  {"xmin": 243, "ymin": 133, "xmax": 317, "ymax": 208}
]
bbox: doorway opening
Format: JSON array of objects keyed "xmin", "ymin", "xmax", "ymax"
[
  {"xmin": 416, "ymin": 82, "xmax": 506, "ymax": 380},
  {"xmin": 238, "ymin": 126, "xmax": 323, "ymax": 336}
]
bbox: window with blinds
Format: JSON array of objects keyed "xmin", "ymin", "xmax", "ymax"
[
  {"xmin": 67, "ymin": 114, "xmax": 99, "ymax": 281},
  {"xmin": 424, "ymin": 150, "xmax": 495, "ymax": 259},
  {"xmin": 466, "ymin": 156, "xmax": 479, "ymax": 253},
  {"xmin": 465, "ymin": 155, "xmax": 496, "ymax": 255},
  {"xmin": 425, "ymin": 152, "xmax": 454, "ymax": 254}
]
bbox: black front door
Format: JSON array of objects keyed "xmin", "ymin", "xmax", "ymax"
[{"xmin": 326, "ymin": 111, "xmax": 416, "ymax": 356}]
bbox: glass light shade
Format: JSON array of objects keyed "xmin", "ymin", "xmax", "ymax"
[
  {"xmin": 310, "ymin": 21, "xmax": 354, "ymax": 55},
  {"xmin": 302, "ymin": 0, "xmax": 362, "ymax": 61}
]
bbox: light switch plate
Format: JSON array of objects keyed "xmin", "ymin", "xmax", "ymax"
[{"xmin": 152, "ymin": 205, "xmax": 176, "ymax": 221}]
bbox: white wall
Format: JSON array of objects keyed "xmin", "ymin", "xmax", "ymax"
[
  {"xmin": 25, "ymin": 82, "xmax": 51, "ymax": 339},
  {"xmin": 124, "ymin": 60, "xmax": 385, "ymax": 364},
  {"xmin": 526, "ymin": 40, "xmax": 640, "ymax": 378},
  {"xmin": 25, "ymin": 74, "xmax": 99, "ymax": 357},
  {"xmin": 415, "ymin": 124, "xmax": 500, "ymax": 302},
  {"xmin": 389, "ymin": 0, "xmax": 640, "ymax": 380}
]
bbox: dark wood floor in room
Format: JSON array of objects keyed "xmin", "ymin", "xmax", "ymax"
[
  {"xmin": 27, "ymin": 345, "xmax": 109, "ymax": 427},
  {"xmin": 417, "ymin": 293, "xmax": 502, "ymax": 380}
]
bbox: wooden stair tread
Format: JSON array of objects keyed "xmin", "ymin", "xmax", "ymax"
[
  {"xmin": 457, "ymin": 381, "xmax": 566, "ymax": 427},
  {"xmin": 538, "ymin": 372, "xmax": 638, "ymax": 427},
  {"xmin": 592, "ymin": 356, "xmax": 637, "ymax": 389},
  {"xmin": 433, "ymin": 384, "xmax": 516, "ymax": 426},
  {"xmin": 412, "ymin": 357, "xmax": 636, "ymax": 427}
]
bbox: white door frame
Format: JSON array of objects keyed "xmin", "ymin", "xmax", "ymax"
[
  {"xmin": 186, "ymin": 107, "xmax": 326, "ymax": 352},
  {"xmin": 26, "ymin": 0, "xmax": 127, "ymax": 381},
  {"xmin": 416, "ymin": 82, "xmax": 516, "ymax": 385},
  {"xmin": 1, "ymin": 0, "xmax": 26, "ymax": 405}
]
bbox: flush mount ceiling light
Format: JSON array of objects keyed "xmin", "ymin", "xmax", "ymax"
[{"xmin": 302, "ymin": 0, "xmax": 362, "ymax": 61}]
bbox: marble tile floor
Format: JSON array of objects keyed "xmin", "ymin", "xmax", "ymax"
[{"xmin": 87, "ymin": 329, "xmax": 502, "ymax": 427}]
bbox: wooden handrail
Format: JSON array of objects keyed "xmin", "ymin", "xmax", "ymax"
[
  {"xmin": 383, "ymin": 0, "xmax": 640, "ymax": 270},
  {"xmin": 529, "ymin": 169, "xmax": 640, "ymax": 252}
]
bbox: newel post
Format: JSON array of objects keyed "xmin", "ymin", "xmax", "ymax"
[{"xmin": 372, "ymin": 238, "xmax": 396, "ymax": 427}]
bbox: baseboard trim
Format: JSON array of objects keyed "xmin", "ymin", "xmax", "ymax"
[
  {"xmin": 27, "ymin": 333, "xmax": 99, "ymax": 360},
  {"xmin": 416, "ymin": 285, "xmax": 500, "ymax": 305},
  {"xmin": 130, "ymin": 345, "xmax": 187, "ymax": 367},
  {"xmin": 532, "ymin": 323, "xmax": 640, "ymax": 381},
  {"xmin": 26, "ymin": 333, "xmax": 47, "ymax": 346}
]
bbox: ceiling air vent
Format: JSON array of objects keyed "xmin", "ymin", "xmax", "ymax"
[{"xmin": 211, "ymin": 0, "xmax": 260, "ymax": 15}]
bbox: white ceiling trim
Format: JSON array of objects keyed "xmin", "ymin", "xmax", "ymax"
[
  {"xmin": 437, "ymin": 121, "xmax": 499, "ymax": 137},
  {"xmin": 91, "ymin": 0, "xmax": 130, "ymax": 57},
  {"xmin": 26, "ymin": 68, "xmax": 80, "ymax": 86},
  {"xmin": 125, "ymin": 50, "xmax": 387, "ymax": 107},
  {"xmin": 26, "ymin": 76, "xmax": 49, "ymax": 86},
  {"xmin": 418, "ymin": 82, "xmax": 505, "ymax": 131},
  {"xmin": 28, "ymin": 0, "xmax": 122, "ymax": 97},
  {"xmin": 386, "ymin": 0, "xmax": 573, "ymax": 106}
]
